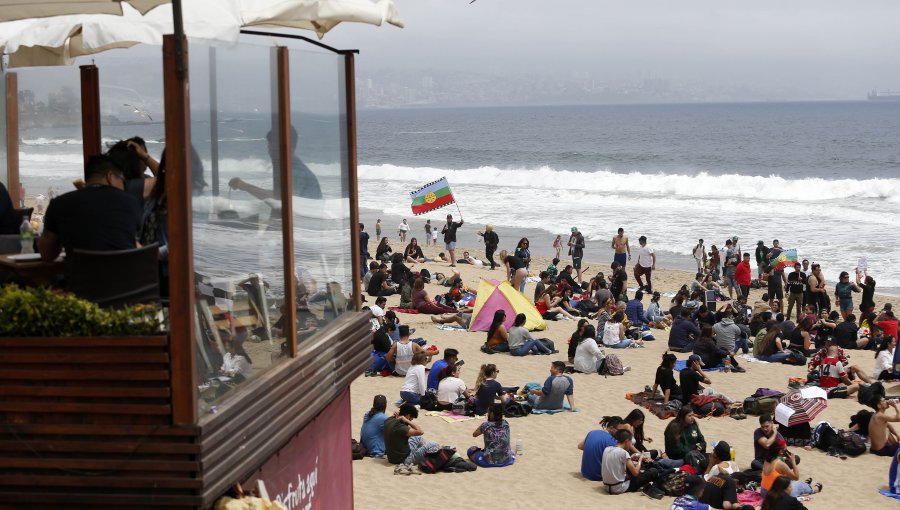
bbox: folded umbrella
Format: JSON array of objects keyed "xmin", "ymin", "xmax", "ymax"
[{"xmin": 775, "ymin": 389, "xmax": 827, "ymax": 426}]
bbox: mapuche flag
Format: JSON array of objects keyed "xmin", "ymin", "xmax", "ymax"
[
  {"xmin": 772, "ymin": 248, "xmax": 799, "ymax": 271},
  {"xmin": 410, "ymin": 177, "xmax": 455, "ymax": 215}
]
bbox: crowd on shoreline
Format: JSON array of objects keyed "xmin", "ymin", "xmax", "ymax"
[{"xmin": 354, "ymin": 216, "xmax": 899, "ymax": 509}]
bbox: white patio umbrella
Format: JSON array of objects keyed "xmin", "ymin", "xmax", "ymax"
[
  {"xmin": 0, "ymin": 0, "xmax": 403, "ymax": 67},
  {"xmin": 0, "ymin": 0, "xmax": 169, "ymax": 21}
]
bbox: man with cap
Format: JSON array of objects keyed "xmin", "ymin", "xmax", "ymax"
[
  {"xmin": 700, "ymin": 443, "xmax": 749, "ymax": 509},
  {"xmin": 680, "ymin": 355, "xmax": 729, "ymax": 415},
  {"xmin": 441, "ymin": 213, "xmax": 464, "ymax": 268},
  {"xmin": 785, "ymin": 262, "xmax": 807, "ymax": 323},
  {"xmin": 765, "ymin": 240, "xmax": 787, "ymax": 309},
  {"xmin": 569, "ymin": 226, "xmax": 586, "ymax": 283}
]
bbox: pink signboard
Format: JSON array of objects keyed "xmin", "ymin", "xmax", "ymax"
[{"xmin": 244, "ymin": 389, "xmax": 353, "ymax": 510}]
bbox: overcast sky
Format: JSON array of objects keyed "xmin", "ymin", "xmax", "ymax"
[{"xmin": 321, "ymin": 0, "xmax": 900, "ymax": 98}]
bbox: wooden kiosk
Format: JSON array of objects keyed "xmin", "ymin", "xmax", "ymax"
[{"xmin": 0, "ymin": 26, "xmax": 369, "ymax": 509}]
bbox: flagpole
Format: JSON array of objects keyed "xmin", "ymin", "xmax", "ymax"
[{"xmin": 455, "ymin": 201, "xmax": 462, "ymax": 220}]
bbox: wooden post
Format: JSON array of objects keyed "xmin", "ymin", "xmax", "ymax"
[
  {"xmin": 163, "ymin": 35, "xmax": 197, "ymax": 425},
  {"xmin": 79, "ymin": 65, "xmax": 101, "ymax": 163},
  {"xmin": 5, "ymin": 73, "xmax": 18, "ymax": 205},
  {"xmin": 276, "ymin": 47, "xmax": 297, "ymax": 356},
  {"xmin": 345, "ymin": 53, "xmax": 361, "ymax": 311}
]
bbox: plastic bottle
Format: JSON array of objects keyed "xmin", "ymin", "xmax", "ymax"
[
  {"xmin": 19, "ymin": 216, "xmax": 34, "ymax": 254},
  {"xmin": 515, "ymin": 437, "xmax": 524, "ymax": 456},
  {"xmin": 723, "ymin": 358, "xmax": 732, "ymax": 373}
]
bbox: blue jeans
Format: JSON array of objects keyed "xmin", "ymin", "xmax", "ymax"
[
  {"xmin": 511, "ymin": 339, "xmax": 552, "ymax": 356},
  {"xmin": 405, "ymin": 436, "xmax": 440, "ymax": 465},
  {"xmin": 655, "ymin": 458, "xmax": 684, "ymax": 470},
  {"xmin": 761, "ymin": 480, "xmax": 813, "ymax": 498},
  {"xmin": 733, "ymin": 337, "xmax": 750, "ymax": 354},
  {"xmin": 608, "ymin": 339, "xmax": 633, "ymax": 349},
  {"xmin": 491, "ymin": 343, "xmax": 510, "ymax": 352},
  {"xmin": 759, "ymin": 351, "xmax": 790, "ymax": 363},
  {"xmin": 400, "ymin": 391, "xmax": 422, "ymax": 405}
]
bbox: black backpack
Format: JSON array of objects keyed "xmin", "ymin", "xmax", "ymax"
[
  {"xmin": 839, "ymin": 430, "xmax": 867, "ymax": 456},
  {"xmin": 504, "ymin": 401, "xmax": 533, "ymax": 418},
  {"xmin": 419, "ymin": 447, "xmax": 455, "ymax": 474},
  {"xmin": 351, "ymin": 439, "xmax": 367, "ymax": 460}
]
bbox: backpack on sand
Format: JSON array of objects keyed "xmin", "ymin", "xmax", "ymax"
[
  {"xmin": 661, "ymin": 470, "xmax": 688, "ymax": 497},
  {"xmin": 599, "ymin": 353, "xmax": 625, "ymax": 376}
]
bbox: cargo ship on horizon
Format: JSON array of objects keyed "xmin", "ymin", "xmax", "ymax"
[{"xmin": 868, "ymin": 89, "xmax": 900, "ymax": 101}]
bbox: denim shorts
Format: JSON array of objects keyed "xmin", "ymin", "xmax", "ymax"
[
  {"xmin": 839, "ymin": 297, "xmax": 853, "ymax": 312},
  {"xmin": 445, "ymin": 242, "xmax": 456, "ymax": 251}
]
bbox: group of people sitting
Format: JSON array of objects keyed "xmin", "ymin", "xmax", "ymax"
[{"xmin": 579, "ymin": 409, "xmax": 823, "ymax": 508}]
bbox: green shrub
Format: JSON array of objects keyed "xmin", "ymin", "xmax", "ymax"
[{"xmin": 0, "ymin": 285, "xmax": 161, "ymax": 337}]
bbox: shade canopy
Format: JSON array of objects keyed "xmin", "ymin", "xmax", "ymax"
[
  {"xmin": 0, "ymin": 0, "xmax": 168, "ymax": 21},
  {"xmin": 0, "ymin": 0, "xmax": 403, "ymax": 67}
]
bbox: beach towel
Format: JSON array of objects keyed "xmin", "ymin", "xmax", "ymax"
[
  {"xmin": 531, "ymin": 404, "xmax": 574, "ymax": 414},
  {"xmin": 628, "ymin": 390, "xmax": 677, "ymax": 420},
  {"xmin": 437, "ymin": 324, "xmax": 467, "ymax": 331},
  {"xmin": 737, "ymin": 490, "xmax": 764, "ymax": 507},
  {"xmin": 675, "ymin": 359, "xmax": 724, "ymax": 372},
  {"xmin": 388, "ymin": 307, "xmax": 420, "ymax": 314},
  {"xmin": 425, "ymin": 410, "xmax": 475, "ymax": 423}
]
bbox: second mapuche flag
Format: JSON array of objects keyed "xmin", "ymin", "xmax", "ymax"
[{"xmin": 410, "ymin": 177, "xmax": 455, "ymax": 215}]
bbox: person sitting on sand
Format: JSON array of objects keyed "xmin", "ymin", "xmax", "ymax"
[
  {"xmin": 602, "ymin": 311, "xmax": 638, "ymax": 349},
  {"xmin": 411, "ymin": 278, "xmax": 458, "ymax": 315},
  {"xmin": 557, "ymin": 264, "xmax": 582, "ymax": 294},
  {"xmin": 646, "ymin": 291, "xmax": 673, "ymax": 328},
  {"xmin": 680, "ymin": 354, "xmax": 726, "ymax": 415},
  {"xmin": 623, "ymin": 409, "xmax": 684, "ymax": 470},
  {"xmin": 653, "ymin": 352, "xmax": 683, "ymax": 405},
  {"xmin": 664, "ymin": 407, "xmax": 707, "ymax": 461},
  {"xmin": 701, "ymin": 444, "xmax": 749, "ymax": 510},
  {"xmin": 693, "ymin": 327, "xmax": 744, "ymax": 372},
  {"xmin": 568, "ymin": 318, "xmax": 590, "ymax": 363},
  {"xmin": 602, "ymin": 428, "xmax": 661, "ymax": 494},
  {"xmin": 579, "ymin": 415, "xmax": 628, "ymax": 481},
  {"xmin": 375, "ymin": 237, "xmax": 392, "ymax": 263},
  {"xmin": 473, "ymin": 364, "xmax": 512, "ymax": 415},
  {"xmin": 574, "ymin": 325, "xmax": 606, "ymax": 373},
  {"xmin": 713, "ymin": 307, "xmax": 749, "ymax": 354},
  {"xmin": 760, "ymin": 441, "xmax": 821, "ymax": 497},
  {"xmin": 484, "ymin": 310, "xmax": 510, "ymax": 353},
  {"xmin": 467, "ymin": 403, "xmax": 514, "ymax": 468},
  {"xmin": 384, "ymin": 403, "xmax": 439, "ymax": 471},
  {"xmin": 427, "ymin": 348, "xmax": 459, "ymax": 391},
  {"xmin": 536, "ymin": 286, "xmax": 578, "ymax": 321},
  {"xmin": 404, "ymin": 237, "xmax": 426, "ymax": 263},
  {"xmin": 669, "ymin": 309, "xmax": 701, "ymax": 352},
  {"xmin": 751, "ymin": 414, "xmax": 799, "ymax": 471},
  {"xmin": 626, "ymin": 291, "xmax": 647, "ymax": 328},
  {"xmin": 367, "ymin": 263, "xmax": 398, "ymax": 297},
  {"xmin": 760, "ymin": 476, "xmax": 808, "ymax": 510},
  {"xmin": 868, "ymin": 395, "xmax": 900, "ymax": 456},
  {"xmin": 508, "ymin": 313, "xmax": 554, "ymax": 356},
  {"xmin": 499, "ymin": 249, "xmax": 528, "ymax": 293},
  {"xmin": 546, "ymin": 257, "xmax": 560, "ymax": 282},
  {"xmin": 399, "ymin": 352, "xmax": 429, "ymax": 405},
  {"xmin": 528, "ymin": 360, "xmax": 576, "ymax": 411},
  {"xmin": 873, "ymin": 335, "xmax": 897, "ymax": 381},
  {"xmin": 363, "ymin": 260, "xmax": 379, "ymax": 290},
  {"xmin": 437, "ymin": 362, "xmax": 473, "ymax": 407},
  {"xmin": 811, "ymin": 342, "xmax": 865, "ymax": 396},
  {"xmin": 360, "ymin": 395, "xmax": 389, "ymax": 458},
  {"xmin": 390, "ymin": 253, "xmax": 414, "ymax": 289},
  {"xmin": 386, "ymin": 325, "xmax": 432, "ymax": 376},
  {"xmin": 755, "ymin": 321, "xmax": 792, "ymax": 363}
]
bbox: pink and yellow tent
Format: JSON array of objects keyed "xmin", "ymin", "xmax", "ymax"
[{"xmin": 468, "ymin": 279, "xmax": 546, "ymax": 332}]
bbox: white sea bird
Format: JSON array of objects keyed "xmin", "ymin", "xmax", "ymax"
[{"xmin": 123, "ymin": 103, "xmax": 153, "ymax": 121}]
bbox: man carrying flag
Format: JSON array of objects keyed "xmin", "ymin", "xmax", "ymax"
[
  {"xmin": 409, "ymin": 177, "xmax": 463, "ymax": 267},
  {"xmin": 765, "ymin": 240, "xmax": 792, "ymax": 309}
]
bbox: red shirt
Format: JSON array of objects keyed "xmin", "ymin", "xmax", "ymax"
[
  {"xmin": 817, "ymin": 357, "xmax": 845, "ymax": 388},
  {"xmin": 734, "ymin": 261, "xmax": 752, "ymax": 286},
  {"xmin": 878, "ymin": 320, "xmax": 898, "ymax": 341}
]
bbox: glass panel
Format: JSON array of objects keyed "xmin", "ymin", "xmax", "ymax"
[
  {"xmin": 16, "ymin": 67, "xmax": 82, "ymax": 213},
  {"xmin": 190, "ymin": 41, "xmax": 288, "ymax": 416},
  {"xmin": 289, "ymin": 48, "xmax": 352, "ymax": 346}
]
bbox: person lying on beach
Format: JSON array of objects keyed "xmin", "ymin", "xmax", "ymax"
[
  {"xmin": 508, "ymin": 313, "xmax": 554, "ymax": 356},
  {"xmin": 430, "ymin": 312, "xmax": 472, "ymax": 329},
  {"xmin": 868, "ymin": 395, "xmax": 900, "ymax": 456},
  {"xmin": 664, "ymin": 407, "xmax": 706, "ymax": 461},
  {"xmin": 579, "ymin": 415, "xmax": 629, "ymax": 481},
  {"xmin": 458, "ymin": 250, "xmax": 484, "ymax": 267},
  {"xmin": 528, "ymin": 360, "xmax": 576, "ymax": 411},
  {"xmin": 467, "ymin": 403, "xmax": 515, "ymax": 467},
  {"xmin": 573, "ymin": 325, "xmax": 606, "ymax": 373},
  {"xmin": 473, "ymin": 364, "xmax": 512, "ymax": 415},
  {"xmin": 404, "ymin": 238, "xmax": 426, "ymax": 263}
]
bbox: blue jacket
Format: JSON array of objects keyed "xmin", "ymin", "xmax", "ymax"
[
  {"xmin": 668, "ymin": 317, "xmax": 701, "ymax": 351},
  {"xmin": 625, "ymin": 299, "xmax": 645, "ymax": 327}
]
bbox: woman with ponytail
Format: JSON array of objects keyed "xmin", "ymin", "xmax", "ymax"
[{"xmin": 359, "ymin": 395, "xmax": 388, "ymax": 458}]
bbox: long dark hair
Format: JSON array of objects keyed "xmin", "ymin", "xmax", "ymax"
[
  {"xmin": 667, "ymin": 406, "xmax": 693, "ymax": 439},
  {"xmin": 760, "ymin": 320, "xmax": 781, "ymax": 353},
  {"xmin": 571, "ymin": 319, "xmax": 589, "ymax": 345},
  {"xmin": 866, "ymin": 312, "xmax": 881, "ymax": 337},
  {"xmin": 624, "ymin": 409, "xmax": 646, "ymax": 444},
  {"xmin": 367, "ymin": 395, "xmax": 387, "ymax": 420},
  {"xmin": 582, "ymin": 324, "xmax": 597, "ymax": 341},
  {"xmin": 487, "ymin": 310, "xmax": 506, "ymax": 340},
  {"xmin": 488, "ymin": 403, "xmax": 504, "ymax": 425},
  {"xmin": 661, "ymin": 351, "xmax": 677, "ymax": 369},
  {"xmin": 761, "ymin": 476, "xmax": 792, "ymax": 510},
  {"xmin": 874, "ymin": 335, "xmax": 893, "ymax": 358},
  {"xmin": 513, "ymin": 313, "xmax": 527, "ymax": 328}
]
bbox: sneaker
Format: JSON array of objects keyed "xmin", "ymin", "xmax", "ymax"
[
  {"xmin": 733, "ymin": 366, "xmax": 746, "ymax": 373},
  {"xmin": 408, "ymin": 465, "xmax": 423, "ymax": 475},
  {"xmin": 642, "ymin": 485, "xmax": 665, "ymax": 499}
]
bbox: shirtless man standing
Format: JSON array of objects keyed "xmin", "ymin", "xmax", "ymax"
[
  {"xmin": 611, "ymin": 228, "xmax": 630, "ymax": 267},
  {"xmin": 869, "ymin": 396, "xmax": 900, "ymax": 456}
]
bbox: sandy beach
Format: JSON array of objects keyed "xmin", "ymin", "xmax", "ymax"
[{"xmin": 350, "ymin": 237, "xmax": 897, "ymax": 510}]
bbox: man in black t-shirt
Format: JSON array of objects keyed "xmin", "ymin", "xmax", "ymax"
[
  {"xmin": 609, "ymin": 261, "xmax": 628, "ymax": 302},
  {"xmin": 679, "ymin": 355, "xmax": 708, "ymax": 400},
  {"xmin": 40, "ymin": 155, "xmax": 141, "ymax": 262},
  {"xmin": 834, "ymin": 314, "xmax": 867, "ymax": 349},
  {"xmin": 366, "ymin": 264, "xmax": 397, "ymax": 297},
  {"xmin": 701, "ymin": 472, "xmax": 740, "ymax": 510},
  {"xmin": 785, "ymin": 263, "xmax": 806, "ymax": 322},
  {"xmin": 441, "ymin": 214, "xmax": 464, "ymax": 267}
]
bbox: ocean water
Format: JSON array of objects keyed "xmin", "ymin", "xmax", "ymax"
[
  {"xmin": 16, "ymin": 102, "xmax": 900, "ymax": 293},
  {"xmin": 355, "ymin": 102, "xmax": 900, "ymax": 292}
]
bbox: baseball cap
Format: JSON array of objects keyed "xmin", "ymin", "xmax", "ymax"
[
  {"xmin": 571, "ymin": 226, "xmax": 578, "ymax": 232},
  {"xmin": 732, "ymin": 236, "xmax": 739, "ymax": 241},
  {"xmin": 688, "ymin": 354, "xmax": 705, "ymax": 366}
]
